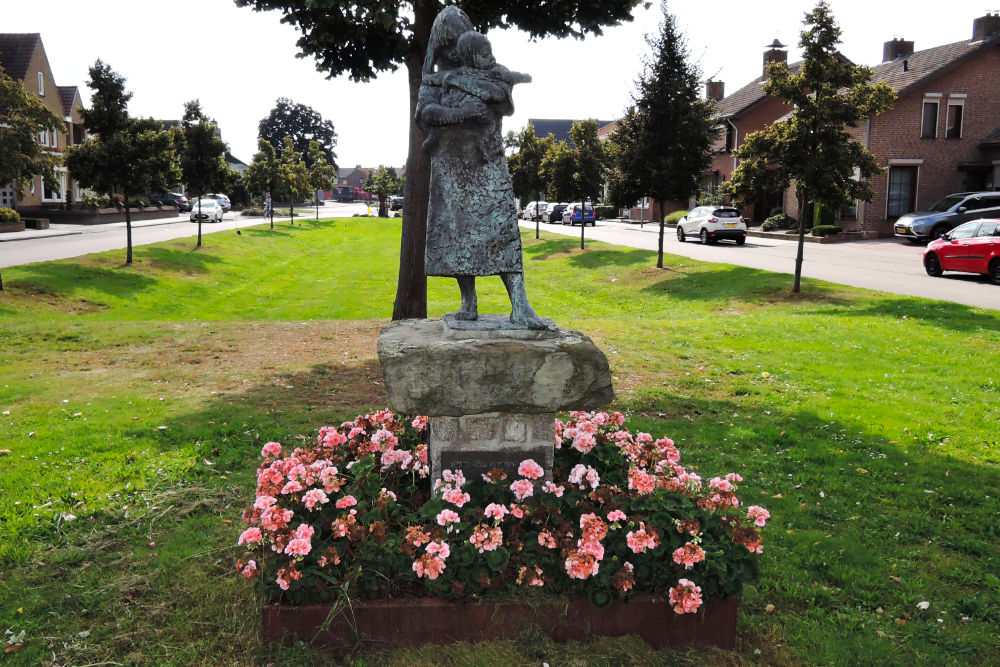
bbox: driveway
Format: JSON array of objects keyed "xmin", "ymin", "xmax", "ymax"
[{"xmin": 520, "ymin": 219, "xmax": 999, "ymax": 311}]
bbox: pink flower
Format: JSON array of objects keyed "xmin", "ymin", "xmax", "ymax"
[
  {"xmin": 294, "ymin": 523, "xmax": 315, "ymax": 540},
  {"xmin": 571, "ymin": 432, "xmax": 597, "ymax": 454},
  {"xmin": 626, "ymin": 523, "xmax": 658, "ymax": 554},
  {"xmin": 347, "ymin": 426, "xmax": 366, "ymax": 439},
  {"xmin": 379, "ymin": 487, "xmax": 397, "ymax": 502},
  {"xmin": 239, "ymin": 559, "xmax": 257, "ymax": 578},
  {"xmin": 253, "ymin": 495, "xmax": 277, "ymax": 512},
  {"xmin": 335, "ymin": 495, "xmax": 357, "ymax": 509},
  {"xmin": 628, "ymin": 468, "xmax": 656, "ymax": 494},
  {"xmin": 279, "ymin": 480, "xmax": 304, "ymax": 495},
  {"xmin": 747, "ymin": 505, "xmax": 770, "ymax": 527},
  {"xmin": 607, "ymin": 509, "xmax": 627, "ymax": 523},
  {"xmin": 371, "ymin": 428, "xmax": 398, "ymax": 451},
  {"xmin": 276, "ymin": 573, "xmax": 290, "ymax": 590},
  {"xmin": 669, "ymin": 579, "xmax": 704, "ymax": 614},
  {"xmin": 510, "ymin": 479, "xmax": 534, "ymax": 501},
  {"xmin": 436, "ymin": 509, "xmax": 460, "ymax": 528},
  {"xmin": 442, "ymin": 487, "xmax": 471, "ymax": 507},
  {"xmin": 517, "ymin": 459, "xmax": 544, "ymax": 480},
  {"xmin": 302, "ymin": 489, "xmax": 329, "ymax": 510},
  {"xmin": 538, "ymin": 530, "xmax": 557, "ymax": 549},
  {"xmin": 318, "ymin": 428, "xmax": 347, "ymax": 447},
  {"xmin": 469, "ymin": 524, "xmax": 504, "ymax": 553},
  {"xmin": 261, "ymin": 442, "xmax": 282, "ymax": 458},
  {"xmin": 509, "ymin": 504, "xmax": 525, "ymax": 519},
  {"xmin": 238, "ymin": 527, "xmax": 263, "ymax": 545},
  {"xmin": 411, "ymin": 415, "xmax": 429, "ymax": 430},
  {"xmin": 425, "ymin": 540, "xmax": 450, "ymax": 559},
  {"xmin": 568, "ymin": 464, "xmax": 600, "ymax": 489},
  {"xmin": 709, "ymin": 477, "xmax": 733, "ymax": 492},
  {"xmin": 672, "ymin": 542, "xmax": 706, "ymax": 569},
  {"xmin": 441, "ymin": 469, "xmax": 466, "ymax": 487},
  {"xmin": 636, "ymin": 432, "xmax": 653, "ymax": 443},
  {"xmin": 565, "ymin": 551, "xmax": 600, "ymax": 580},
  {"xmin": 284, "ymin": 538, "xmax": 312, "ymax": 557},
  {"xmin": 260, "ymin": 506, "xmax": 293, "ymax": 531},
  {"xmin": 484, "ymin": 503, "xmax": 509, "ymax": 521},
  {"xmin": 577, "ymin": 538, "xmax": 605, "ymax": 560}
]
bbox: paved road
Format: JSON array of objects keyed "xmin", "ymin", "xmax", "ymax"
[
  {"xmin": 520, "ymin": 219, "xmax": 999, "ymax": 311},
  {"xmin": 0, "ymin": 201, "xmax": 373, "ymax": 268}
]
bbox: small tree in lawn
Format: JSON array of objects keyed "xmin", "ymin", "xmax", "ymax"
[
  {"xmin": 65, "ymin": 60, "xmax": 180, "ymax": 265},
  {"xmin": 307, "ymin": 140, "xmax": 336, "ymax": 220},
  {"xmin": 540, "ymin": 139, "xmax": 576, "ymax": 205},
  {"xmin": 0, "ymin": 64, "xmax": 64, "ymax": 290},
  {"xmin": 246, "ymin": 138, "xmax": 281, "ymax": 228},
  {"xmin": 569, "ymin": 119, "xmax": 606, "ymax": 250},
  {"xmin": 507, "ymin": 125, "xmax": 547, "ymax": 238},
  {"xmin": 629, "ymin": 1, "xmax": 718, "ymax": 269},
  {"xmin": 279, "ymin": 136, "xmax": 312, "ymax": 224},
  {"xmin": 364, "ymin": 166, "xmax": 403, "ymax": 218},
  {"xmin": 725, "ymin": 1, "xmax": 895, "ymax": 292},
  {"xmin": 180, "ymin": 100, "xmax": 230, "ymax": 247}
]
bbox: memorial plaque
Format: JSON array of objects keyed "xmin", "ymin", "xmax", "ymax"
[{"xmin": 440, "ymin": 448, "xmax": 551, "ymax": 481}]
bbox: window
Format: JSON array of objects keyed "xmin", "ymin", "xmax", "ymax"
[
  {"xmin": 921, "ymin": 101, "xmax": 938, "ymax": 138},
  {"xmin": 887, "ymin": 166, "xmax": 917, "ymax": 218},
  {"xmin": 37, "ymin": 71, "xmax": 44, "ymax": 96},
  {"xmin": 949, "ymin": 223, "xmax": 977, "ymax": 240},
  {"xmin": 946, "ymin": 102, "xmax": 964, "ymax": 139},
  {"xmin": 977, "ymin": 221, "xmax": 998, "ymax": 237}
]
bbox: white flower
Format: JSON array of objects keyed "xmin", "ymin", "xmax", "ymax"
[{"xmin": 916, "ymin": 601, "xmax": 930, "ymax": 610}]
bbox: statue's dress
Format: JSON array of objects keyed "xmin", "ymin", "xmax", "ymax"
[{"xmin": 418, "ymin": 79, "xmax": 523, "ymax": 277}]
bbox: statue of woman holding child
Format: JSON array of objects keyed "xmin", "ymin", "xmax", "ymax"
[{"xmin": 416, "ymin": 6, "xmax": 552, "ymax": 330}]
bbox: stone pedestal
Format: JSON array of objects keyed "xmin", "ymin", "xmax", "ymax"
[{"xmin": 377, "ymin": 318, "xmax": 613, "ymax": 483}]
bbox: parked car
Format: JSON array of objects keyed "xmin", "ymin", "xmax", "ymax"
[
  {"xmin": 923, "ymin": 218, "xmax": 1000, "ymax": 284},
  {"xmin": 522, "ymin": 201, "xmax": 547, "ymax": 221},
  {"xmin": 676, "ymin": 206, "xmax": 747, "ymax": 245},
  {"xmin": 545, "ymin": 203, "xmax": 569, "ymax": 223},
  {"xmin": 562, "ymin": 202, "xmax": 596, "ymax": 226},
  {"xmin": 894, "ymin": 191, "xmax": 1000, "ymax": 242},
  {"xmin": 148, "ymin": 192, "xmax": 191, "ymax": 211},
  {"xmin": 189, "ymin": 198, "xmax": 223, "ymax": 223},
  {"xmin": 204, "ymin": 193, "xmax": 231, "ymax": 212},
  {"xmin": 389, "ymin": 195, "xmax": 404, "ymax": 211}
]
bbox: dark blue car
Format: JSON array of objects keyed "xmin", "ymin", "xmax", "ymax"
[{"xmin": 562, "ymin": 202, "xmax": 596, "ymax": 226}]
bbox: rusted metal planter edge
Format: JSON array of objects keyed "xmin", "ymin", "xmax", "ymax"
[{"xmin": 262, "ymin": 595, "xmax": 737, "ymax": 651}]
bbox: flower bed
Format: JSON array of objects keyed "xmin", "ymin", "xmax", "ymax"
[{"xmin": 238, "ymin": 410, "xmax": 768, "ymax": 645}]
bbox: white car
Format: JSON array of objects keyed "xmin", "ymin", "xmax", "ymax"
[
  {"xmin": 522, "ymin": 201, "xmax": 547, "ymax": 221},
  {"xmin": 676, "ymin": 206, "xmax": 747, "ymax": 245},
  {"xmin": 189, "ymin": 198, "xmax": 223, "ymax": 223},
  {"xmin": 205, "ymin": 193, "xmax": 231, "ymax": 212}
]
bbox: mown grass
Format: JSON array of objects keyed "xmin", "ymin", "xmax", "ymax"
[{"xmin": 1, "ymin": 217, "xmax": 998, "ymax": 665}]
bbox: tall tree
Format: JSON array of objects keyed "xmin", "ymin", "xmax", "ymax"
[
  {"xmin": 629, "ymin": 2, "xmax": 718, "ymax": 269},
  {"xmin": 65, "ymin": 61, "xmax": 180, "ymax": 265},
  {"xmin": 279, "ymin": 136, "xmax": 312, "ymax": 224},
  {"xmin": 258, "ymin": 98, "xmax": 338, "ymax": 169},
  {"xmin": 364, "ymin": 166, "xmax": 403, "ymax": 218},
  {"xmin": 569, "ymin": 119, "xmax": 606, "ymax": 249},
  {"xmin": 235, "ymin": 0, "xmax": 644, "ymax": 320},
  {"xmin": 179, "ymin": 100, "xmax": 230, "ymax": 247},
  {"xmin": 307, "ymin": 140, "xmax": 337, "ymax": 220},
  {"xmin": 245, "ymin": 138, "xmax": 281, "ymax": 228},
  {"xmin": 540, "ymin": 139, "xmax": 576, "ymax": 203},
  {"xmin": 507, "ymin": 125, "xmax": 547, "ymax": 238},
  {"xmin": 604, "ymin": 106, "xmax": 644, "ymax": 211},
  {"xmin": 725, "ymin": 1, "xmax": 895, "ymax": 292}
]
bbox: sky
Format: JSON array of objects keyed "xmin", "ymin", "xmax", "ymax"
[{"xmin": 3, "ymin": 1, "xmax": 993, "ymax": 169}]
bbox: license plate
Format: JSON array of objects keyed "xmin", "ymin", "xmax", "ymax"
[
  {"xmin": 895, "ymin": 226, "xmax": 907, "ymax": 234},
  {"xmin": 724, "ymin": 222, "xmax": 737, "ymax": 228}
]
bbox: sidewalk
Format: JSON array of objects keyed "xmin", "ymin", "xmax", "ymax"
[{"xmin": 0, "ymin": 212, "xmax": 291, "ymax": 242}]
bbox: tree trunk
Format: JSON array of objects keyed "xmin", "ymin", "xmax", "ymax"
[
  {"xmin": 124, "ymin": 192, "xmax": 133, "ymax": 265},
  {"xmin": 316, "ymin": 193, "xmax": 319, "ymax": 220},
  {"xmin": 657, "ymin": 200, "xmax": 665, "ymax": 269},
  {"xmin": 379, "ymin": 196, "xmax": 388, "ymax": 218},
  {"xmin": 290, "ymin": 199, "xmax": 295, "ymax": 225},
  {"xmin": 535, "ymin": 188, "xmax": 541, "ymax": 239},
  {"xmin": 793, "ymin": 194, "xmax": 808, "ymax": 293},
  {"xmin": 580, "ymin": 199, "xmax": 586, "ymax": 250},
  {"xmin": 196, "ymin": 196, "xmax": 203, "ymax": 248},
  {"xmin": 392, "ymin": 6, "xmax": 433, "ymax": 321}
]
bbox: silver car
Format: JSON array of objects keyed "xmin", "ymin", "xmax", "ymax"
[{"xmin": 894, "ymin": 192, "xmax": 1000, "ymax": 242}]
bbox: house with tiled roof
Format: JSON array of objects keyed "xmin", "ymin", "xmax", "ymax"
[
  {"xmin": 0, "ymin": 33, "xmax": 86, "ymax": 211},
  {"xmin": 706, "ymin": 12, "xmax": 1000, "ymax": 235},
  {"xmin": 528, "ymin": 119, "xmax": 615, "ymax": 147}
]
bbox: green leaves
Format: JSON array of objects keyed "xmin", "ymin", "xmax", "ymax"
[{"xmin": 484, "ymin": 546, "xmax": 510, "ymax": 573}]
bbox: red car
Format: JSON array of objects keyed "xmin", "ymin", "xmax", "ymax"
[{"xmin": 923, "ymin": 218, "xmax": 1000, "ymax": 284}]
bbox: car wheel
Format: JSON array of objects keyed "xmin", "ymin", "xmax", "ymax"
[
  {"xmin": 676, "ymin": 226, "xmax": 686, "ymax": 243},
  {"xmin": 924, "ymin": 253, "xmax": 943, "ymax": 277},
  {"xmin": 736, "ymin": 236, "xmax": 746, "ymax": 246},
  {"xmin": 929, "ymin": 225, "xmax": 949, "ymax": 241},
  {"xmin": 700, "ymin": 229, "xmax": 710, "ymax": 245},
  {"xmin": 989, "ymin": 258, "xmax": 1000, "ymax": 285}
]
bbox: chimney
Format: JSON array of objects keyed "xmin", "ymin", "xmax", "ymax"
[
  {"xmin": 705, "ymin": 80, "xmax": 725, "ymax": 101},
  {"xmin": 972, "ymin": 11, "xmax": 1000, "ymax": 40},
  {"xmin": 762, "ymin": 39, "xmax": 788, "ymax": 80},
  {"xmin": 882, "ymin": 37, "xmax": 914, "ymax": 62}
]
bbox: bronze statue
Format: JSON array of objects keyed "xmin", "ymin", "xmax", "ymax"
[{"xmin": 416, "ymin": 6, "xmax": 553, "ymax": 330}]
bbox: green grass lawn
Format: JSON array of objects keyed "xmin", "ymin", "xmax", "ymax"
[{"xmin": 1, "ymin": 217, "xmax": 998, "ymax": 665}]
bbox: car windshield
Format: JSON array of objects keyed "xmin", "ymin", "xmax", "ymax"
[
  {"xmin": 930, "ymin": 195, "xmax": 966, "ymax": 212},
  {"xmin": 713, "ymin": 209, "xmax": 740, "ymax": 218}
]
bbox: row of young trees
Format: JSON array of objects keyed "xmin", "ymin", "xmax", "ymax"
[{"xmin": 244, "ymin": 135, "xmax": 337, "ymax": 228}]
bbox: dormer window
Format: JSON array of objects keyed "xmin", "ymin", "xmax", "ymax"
[{"xmin": 37, "ymin": 71, "xmax": 44, "ymax": 96}]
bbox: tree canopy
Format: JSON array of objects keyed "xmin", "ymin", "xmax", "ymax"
[
  {"xmin": 506, "ymin": 125, "xmax": 547, "ymax": 205},
  {"xmin": 66, "ymin": 61, "xmax": 180, "ymax": 264},
  {"xmin": 258, "ymin": 98, "xmax": 338, "ymax": 169},
  {"xmin": 364, "ymin": 165, "xmax": 403, "ymax": 218},
  {"xmin": 235, "ymin": 0, "xmax": 646, "ymax": 319},
  {"xmin": 0, "ymin": 64, "xmax": 64, "ymax": 198},
  {"xmin": 724, "ymin": 1, "xmax": 895, "ymax": 291},
  {"xmin": 540, "ymin": 139, "xmax": 576, "ymax": 203}
]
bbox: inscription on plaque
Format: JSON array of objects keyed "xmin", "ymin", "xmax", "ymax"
[{"xmin": 440, "ymin": 448, "xmax": 551, "ymax": 481}]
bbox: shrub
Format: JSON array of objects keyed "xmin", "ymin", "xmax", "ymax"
[
  {"xmin": 595, "ymin": 205, "xmax": 617, "ymax": 220},
  {"xmin": 811, "ymin": 224, "xmax": 841, "ymax": 237},
  {"xmin": 695, "ymin": 190, "xmax": 725, "ymax": 207},
  {"xmin": 236, "ymin": 410, "xmax": 768, "ymax": 612},
  {"xmin": 0, "ymin": 208, "xmax": 21, "ymax": 223},
  {"xmin": 80, "ymin": 189, "xmax": 110, "ymax": 209},
  {"xmin": 812, "ymin": 203, "xmax": 836, "ymax": 227},
  {"xmin": 241, "ymin": 207, "xmax": 264, "ymax": 216},
  {"xmin": 664, "ymin": 210, "xmax": 688, "ymax": 225},
  {"xmin": 761, "ymin": 213, "xmax": 797, "ymax": 232},
  {"xmin": 768, "ymin": 207, "xmax": 784, "ymax": 218}
]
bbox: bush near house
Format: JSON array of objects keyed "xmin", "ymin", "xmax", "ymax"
[
  {"xmin": 595, "ymin": 205, "xmax": 617, "ymax": 220},
  {"xmin": 810, "ymin": 225, "xmax": 841, "ymax": 237},
  {"xmin": 0, "ymin": 208, "xmax": 21, "ymax": 223},
  {"xmin": 664, "ymin": 210, "xmax": 687, "ymax": 225},
  {"xmin": 761, "ymin": 213, "xmax": 797, "ymax": 231}
]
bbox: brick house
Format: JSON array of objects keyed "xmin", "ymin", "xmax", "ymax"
[
  {"xmin": 707, "ymin": 13, "xmax": 1000, "ymax": 235},
  {"xmin": 0, "ymin": 33, "xmax": 86, "ymax": 211},
  {"xmin": 334, "ymin": 165, "xmax": 371, "ymax": 201}
]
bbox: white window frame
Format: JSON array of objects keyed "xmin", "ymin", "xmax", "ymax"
[
  {"xmin": 41, "ymin": 168, "xmax": 67, "ymax": 203},
  {"xmin": 886, "ymin": 160, "xmax": 923, "ymax": 219},
  {"xmin": 38, "ymin": 71, "xmax": 45, "ymax": 96},
  {"xmin": 946, "ymin": 95, "xmax": 966, "ymax": 139},
  {"xmin": 921, "ymin": 94, "xmax": 941, "ymax": 139}
]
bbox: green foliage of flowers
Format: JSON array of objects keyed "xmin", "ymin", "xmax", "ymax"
[
  {"xmin": 0, "ymin": 207, "xmax": 21, "ymax": 223},
  {"xmin": 238, "ymin": 410, "xmax": 767, "ymax": 611}
]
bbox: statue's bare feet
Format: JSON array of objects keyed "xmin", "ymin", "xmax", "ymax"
[
  {"xmin": 453, "ymin": 276, "xmax": 478, "ymax": 320},
  {"xmin": 510, "ymin": 303, "xmax": 554, "ymax": 330},
  {"xmin": 451, "ymin": 306, "xmax": 478, "ymax": 321}
]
